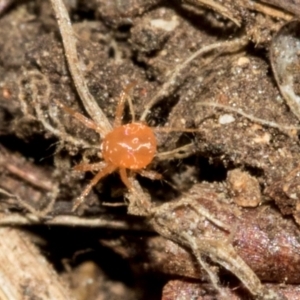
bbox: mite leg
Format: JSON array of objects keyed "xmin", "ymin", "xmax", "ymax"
[
  {"xmin": 72, "ymin": 163, "xmax": 117, "ymax": 211},
  {"xmin": 114, "ymin": 81, "xmax": 137, "ymax": 127},
  {"xmin": 74, "ymin": 161, "xmax": 106, "ymax": 172},
  {"xmin": 55, "ymin": 100, "xmax": 105, "ymax": 135},
  {"xmin": 119, "ymin": 167, "xmax": 135, "ymax": 191}
]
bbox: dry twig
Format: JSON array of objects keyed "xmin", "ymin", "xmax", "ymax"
[
  {"xmin": 0, "ymin": 227, "xmax": 74, "ymax": 299},
  {"xmin": 49, "ymin": 0, "xmax": 112, "ymax": 137}
]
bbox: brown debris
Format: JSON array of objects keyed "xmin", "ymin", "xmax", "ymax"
[
  {"xmin": 104, "ymin": 183, "xmax": 300, "ymax": 285},
  {"xmin": 1, "ymin": 0, "xmax": 300, "ymax": 299},
  {"xmin": 65, "ymin": 261, "xmax": 137, "ymax": 300},
  {"xmin": 0, "ymin": 227, "xmax": 74, "ymax": 299},
  {"xmin": 227, "ymin": 169, "xmax": 261, "ymax": 207},
  {"xmin": 265, "ymin": 165, "xmax": 300, "ymax": 222},
  {"xmin": 162, "ymin": 280, "xmax": 300, "ymax": 300}
]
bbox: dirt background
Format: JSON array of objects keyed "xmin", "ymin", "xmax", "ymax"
[{"xmin": 1, "ymin": 0, "xmax": 300, "ymax": 299}]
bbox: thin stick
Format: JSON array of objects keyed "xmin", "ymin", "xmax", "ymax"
[
  {"xmin": 246, "ymin": 0, "xmax": 292, "ymax": 20},
  {"xmin": 181, "ymin": 232, "xmax": 229, "ymax": 299},
  {"xmin": 257, "ymin": 0, "xmax": 300, "ymax": 17},
  {"xmin": 0, "ymin": 187, "xmax": 58, "ymax": 219},
  {"xmin": 185, "ymin": 0, "xmax": 241, "ymax": 27},
  {"xmin": 140, "ymin": 38, "xmax": 248, "ymax": 121},
  {"xmin": 156, "ymin": 101, "xmax": 300, "ymax": 133},
  {"xmin": 0, "ymin": 212, "xmax": 150, "ymax": 230},
  {"xmin": 197, "ymin": 102, "xmax": 300, "ymax": 131},
  {"xmin": 19, "ymin": 69, "xmax": 92, "ymax": 149},
  {"xmin": 49, "ymin": 0, "xmax": 112, "ymax": 137}
]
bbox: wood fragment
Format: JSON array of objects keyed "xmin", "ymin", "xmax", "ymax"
[
  {"xmin": 49, "ymin": 0, "xmax": 112, "ymax": 137},
  {"xmin": 0, "ymin": 227, "xmax": 75, "ymax": 300}
]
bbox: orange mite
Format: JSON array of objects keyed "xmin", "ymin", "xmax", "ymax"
[
  {"xmin": 102, "ymin": 123, "xmax": 156, "ymax": 170},
  {"xmin": 55, "ymin": 84, "xmax": 161, "ymax": 211}
]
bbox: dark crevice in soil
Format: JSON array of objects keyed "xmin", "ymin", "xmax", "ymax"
[{"xmin": 0, "ymin": 135, "xmax": 56, "ymax": 165}]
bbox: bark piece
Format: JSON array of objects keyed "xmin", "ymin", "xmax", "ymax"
[{"xmin": 0, "ymin": 227, "xmax": 74, "ymax": 300}]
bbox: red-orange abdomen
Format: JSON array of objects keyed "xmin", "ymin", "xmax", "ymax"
[{"xmin": 102, "ymin": 123, "xmax": 157, "ymax": 169}]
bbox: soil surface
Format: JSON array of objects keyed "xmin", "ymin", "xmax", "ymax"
[{"xmin": 1, "ymin": 0, "xmax": 300, "ymax": 299}]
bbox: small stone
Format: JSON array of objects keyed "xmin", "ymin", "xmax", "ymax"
[
  {"xmin": 237, "ymin": 56, "xmax": 250, "ymax": 66},
  {"xmin": 150, "ymin": 16, "xmax": 179, "ymax": 32},
  {"xmin": 218, "ymin": 114, "xmax": 235, "ymax": 124}
]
